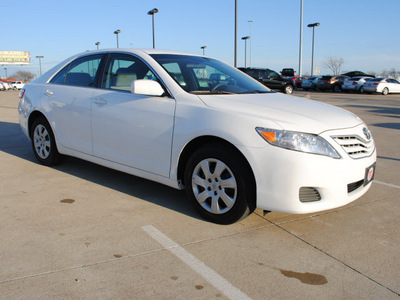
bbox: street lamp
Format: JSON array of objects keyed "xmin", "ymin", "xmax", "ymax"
[
  {"xmin": 4, "ymin": 67, "xmax": 7, "ymax": 78},
  {"xmin": 114, "ymin": 29, "xmax": 121, "ymax": 48},
  {"xmin": 36, "ymin": 56, "xmax": 44, "ymax": 77},
  {"xmin": 248, "ymin": 20, "xmax": 253, "ymax": 67},
  {"xmin": 234, "ymin": 0, "xmax": 237, "ymax": 67},
  {"xmin": 307, "ymin": 22, "xmax": 320, "ymax": 76},
  {"xmin": 95, "ymin": 42, "xmax": 100, "ymax": 50},
  {"xmin": 201, "ymin": 46, "xmax": 207, "ymax": 55},
  {"xmin": 241, "ymin": 36, "xmax": 250, "ymax": 68},
  {"xmin": 147, "ymin": 8, "xmax": 159, "ymax": 49}
]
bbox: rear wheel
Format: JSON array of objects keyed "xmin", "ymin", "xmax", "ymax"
[
  {"xmin": 184, "ymin": 144, "xmax": 256, "ymax": 224},
  {"xmin": 30, "ymin": 117, "xmax": 63, "ymax": 166},
  {"xmin": 359, "ymin": 86, "xmax": 364, "ymax": 94},
  {"xmin": 333, "ymin": 85, "xmax": 340, "ymax": 92},
  {"xmin": 382, "ymin": 87, "xmax": 389, "ymax": 95}
]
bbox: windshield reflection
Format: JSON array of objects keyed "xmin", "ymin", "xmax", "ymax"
[{"xmin": 150, "ymin": 54, "xmax": 272, "ymax": 95}]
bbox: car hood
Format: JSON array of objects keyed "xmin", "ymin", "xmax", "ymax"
[{"xmin": 196, "ymin": 93, "xmax": 362, "ymax": 134}]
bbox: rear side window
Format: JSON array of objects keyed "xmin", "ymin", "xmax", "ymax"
[{"xmin": 50, "ymin": 54, "xmax": 103, "ymax": 87}]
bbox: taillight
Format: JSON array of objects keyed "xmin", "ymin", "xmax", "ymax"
[
  {"xmin": 373, "ymin": 83, "xmax": 379, "ymax": 86},
  {"xmin": 352, "ymin": 82, "xmax": 357, "ymax": 85},
  {"xmin": 19, "ymin": 88, "xmax": 26, "ymax": 99}
]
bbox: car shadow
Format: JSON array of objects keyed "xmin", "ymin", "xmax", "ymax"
[{"xmin": 0, "ymin": 121, "xmax": 201, "ymax": 221}]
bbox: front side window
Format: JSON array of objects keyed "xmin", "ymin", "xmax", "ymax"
[
  {"xmin": 102, "ymin": 54, "xmax": 156, "ymax": 91},
  {"xmin": 50, "ymin": 54, "xmax": 103, "ymax": 87},
  {"xmin": 151, "ymin": 54, "xmax": 270, "ymax": 94}
]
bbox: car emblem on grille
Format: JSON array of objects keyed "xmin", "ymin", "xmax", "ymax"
[{"xmin": 363, "ymin": 127, "xmax": 371, "ymax": 140}]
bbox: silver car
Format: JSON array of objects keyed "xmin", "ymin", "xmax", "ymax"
[{"xmin": 342, "ymin": 77, "xmax": 373, "ymax": 93}]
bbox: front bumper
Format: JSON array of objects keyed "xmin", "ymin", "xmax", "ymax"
[{"xmin": 240, "ymin": 124, "xmax": 376, "ymax": 214}]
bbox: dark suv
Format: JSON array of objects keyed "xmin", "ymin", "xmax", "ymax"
[
  {"xmin": 317, "ymin": 75, "xmax": 348, "ymax": 92},
  {"xmin": 239, "ymin": 68, "xmax": 295, "ymax": 94}
]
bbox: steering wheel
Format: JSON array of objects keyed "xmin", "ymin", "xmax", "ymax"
[{"xmin": 211, "ymin": 83, "xmax": 228, "ymax": 91}]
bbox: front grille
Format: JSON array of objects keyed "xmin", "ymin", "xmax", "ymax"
[
  {"xmin": 348, "ymin": 179, "xmax": 364, "ymax": 193},
  {"xmin": 332, "ymin": 135, "xmax": 374, "ymax": 159},
  {"xmin": 299, "ymin": 187, "xmax": 321, "ymax": 202}
]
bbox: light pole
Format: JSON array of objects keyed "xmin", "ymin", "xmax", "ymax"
[
  {"xmin": 234, "ymin": 0, "xmax": 237, "ymax": 67},
  {"xmin": 147, "ymin": 8, "xmax": 159, "ymax": 49},
  {"xmin": 114, "ymin": 29, "xmax": 121, "ymax": 48},
  {"xmin": 201, "ymin": 46, "xmax": 207, "ymax": 56},
  {"xmin": 95, "ymin": 42, "xmax": 100, "ymax": 50},
  {"xmin": 36, "ymin": 56, "xmax": 44, "ymax": 77},
  {"xmin": 298, "ymin": 0, "xmax": 303, "ymax": 76},
  {"xmin": 241, "ymin": 36, "xmax": 250, "ymax": 68},
  {"xmin": 4, "ymin": 67, "xmax": 7, "ymax": 78},
  {"xmin": 248, "ymin": 20, "xmax": 253, "ymax": 67},
  {"xmin": 307, "ymin": 22, "xmax": 320, "ymax": 76}
]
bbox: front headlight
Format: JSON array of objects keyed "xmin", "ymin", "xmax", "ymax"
[{"xmin": 256, "ymin": 128, "xmax": 341, "ymax": 159}]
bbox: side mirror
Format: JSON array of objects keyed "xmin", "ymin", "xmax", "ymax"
[{"xmin": 131, "ymin": 79, "xmax": 165, "ymax": 96}]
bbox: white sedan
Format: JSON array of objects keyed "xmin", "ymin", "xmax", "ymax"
[
  {"xmin": 342, "ymin": 76, "xmax": 373, "ymax": 93},
  {"xmin": 363, "ymin": 77, "xmax": 400, "ymax": 95},
  {"xmin": 18, "ymin": 49, "xmax": 376, "ymax": 224}
]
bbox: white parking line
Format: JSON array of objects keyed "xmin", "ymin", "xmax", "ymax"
[
  {"xmin": 374, "ymin": 180, "xmax": 400, "ymax": 189},
  {"xmin": 142, "ymin": 225, "xmax": 252, "ymax": 300}
]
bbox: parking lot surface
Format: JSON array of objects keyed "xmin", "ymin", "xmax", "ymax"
[{"xmin": 1, "ymin": 90, "xmax": 399, "ymax": 299}]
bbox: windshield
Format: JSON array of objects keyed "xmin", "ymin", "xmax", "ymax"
[{"xmin": 150, "ymin": 54, "xmax": 271, "ymax": 94}]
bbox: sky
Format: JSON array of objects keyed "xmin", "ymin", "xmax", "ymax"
[{"xmin": 1, "ymin": 0, "xmax": 399, "ymax": 78}]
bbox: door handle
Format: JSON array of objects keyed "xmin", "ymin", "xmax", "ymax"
[
  {"xmin": 44, "ymin": 89, "xmax": 53, "ymax": 96},
  {"xmin": 93, "ymin": 98, "xmax": 108, "ymax": 105}
]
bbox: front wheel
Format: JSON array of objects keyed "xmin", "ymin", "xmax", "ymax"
[
  {"xmin": 184, "ymin": 144, "xmax": 256, "ymax": 224},
  {"xmin": 30, "ymin": 117, "xmax": 63, "ymax": 166}
]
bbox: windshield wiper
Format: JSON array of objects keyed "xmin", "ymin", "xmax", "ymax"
[
  {"xmin": 240, "ymin": 90, "xmax": 273, "ymax": 94},
  {"xmin": 190, "ymin": 90, "xmax": 236, "ymax": 95}
]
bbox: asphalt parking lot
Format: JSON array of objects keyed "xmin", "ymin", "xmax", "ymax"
[{"xmin": 1, "ymin": 89, "xmax": 399, "ymax": 299}]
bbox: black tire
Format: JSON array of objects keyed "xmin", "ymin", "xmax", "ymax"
[
  {"xmin": 333, "ymin": 85, "xmax": 340, "ymax": 93},
  {"xmin": 382, "ymin": 87, "xmax": 389, "ymax": 95},
  {"xmin": 284, "ymin": 84, "xmax": 294, "ymax": 94},
  {"xmin": 303, "ymin": 88, "xmax": 309, "ymax": 91},
  {"xmin": 30, "ymin": 117, "xmax": 63, "ymax": 166},
  {"xmin": 359, "ymin": 86, "xmax": 364, "ymax": 94},
  {"xmin": 184, "ymin": 143, "xmax": 256, "ymax": 224}
]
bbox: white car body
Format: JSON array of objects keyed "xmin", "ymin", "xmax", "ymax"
[
  {"xmin": 363, "ymin": 77, "xmax": 400, "ymax": 95},
  {"xmin": 10, "ymin": 81, "xmax": 24, "ymax": 90},
  {"xmin": 18, "ymin": 49, "xmax": 376, "ymax": 223},
  {"xmin": 342, "ymin": 77, "xmax": 373, "ymax": 92},
  {"xmin": 0, "ymin": 82, "xmax": 11, "ymax": 90}
]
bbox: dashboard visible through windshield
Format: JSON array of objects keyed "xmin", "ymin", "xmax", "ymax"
[{"xmin": 150, "ymin": 54, "xmax": 272, "ymax": 95}]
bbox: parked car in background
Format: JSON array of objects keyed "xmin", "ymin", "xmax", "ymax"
[
  {"xmin": 0, "ymin": 82, "xmax": 10, "ymax": 90},
  {"xmin": 286, "ymin": 76, "xmax": 298, "ymax": 85},
  {"xmin": 240, "ymin": 67, "xmax": 296, "ymax": 94},
  {"xmin": 18, "ymin": 49, "xmax": 376, "ymax": 224},
  {"xmin": 342, "ymin": 77, "xmax": 373, "ymax": 93},
  {"xmin": 294, "ymin": 76, "xmax": 308, "ymax": 88},
  {"xmin": 9, "ymin": 81, "xmax": 24, "ymax": 90},
  {"xmin": 342, "ymin": 71, "xmax": 375, "ymax": 78},
  {"xmin": 317, "ymin": 75, "xmax": 348, "ymax": 92},
  {"xmin": 301, "ymin": 76, "xmax": 320, "ymax": 90},
  {"xmin": 363, "ymin": 77, "xmax": 400, "ymax": 95},
  {"xmin": 281, "ymin": 68, "xmax": 295, "ymax": 77}
]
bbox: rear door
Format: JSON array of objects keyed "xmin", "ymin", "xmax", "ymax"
[{"xmin": 45, "ymin": 54, "xmax": 104, "ymax": 154}]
